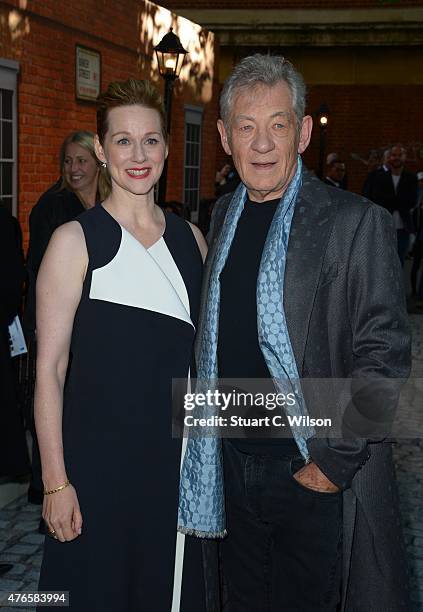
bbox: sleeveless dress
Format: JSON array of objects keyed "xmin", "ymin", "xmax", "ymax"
[{"xmin": 37, "ymin": 203, "xmax": 205, "ymax": 611}]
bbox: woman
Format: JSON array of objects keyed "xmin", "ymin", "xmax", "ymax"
[
  {"xmin": 35, "ymin": 80, "xmax": 207, "ymax": 611},
  {"xmin": 26, "ymin": 129, "xmax": 103, "ymax": 324},
  {"xmin": 26, "ymin": 131, "xmax": 102, "ymax": 506}
]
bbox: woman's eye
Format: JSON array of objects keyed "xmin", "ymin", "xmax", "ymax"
[
  {"xmin": 145, "ymin": 137, "xmax": 159, "ymax": 145},
  {"xmin": 117, "ymin": 138, "xmax": 129, "ymax": 145}
]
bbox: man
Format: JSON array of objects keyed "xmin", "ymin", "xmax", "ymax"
[
  {"xmin": 324, "ymin": 158, "xmax": 346, "ymax": 189},
  {"xmin": 411, "ymin": 171, "xmax": 423, "ymax": 303},
  {"xmin": 362, "ymin": 144, "xmax": 417, "ymax": 265},
  {"xmin": 178, "ymin": 55, "xmax": 411, "ymax": 611}
]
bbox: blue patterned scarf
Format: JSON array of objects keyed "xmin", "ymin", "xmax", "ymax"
[{"xmin": 178, "ymin": 157, "xmax": 314, "ymax": 538}]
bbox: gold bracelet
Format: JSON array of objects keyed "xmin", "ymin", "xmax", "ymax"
[{"xmin": 44, "ymin": 480, "xmax": 70, "ymax": 495}]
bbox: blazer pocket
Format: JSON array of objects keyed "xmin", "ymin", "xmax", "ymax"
[{"xmin": 318, "ymin": 262, "xmax": 338, "ymax": 288}]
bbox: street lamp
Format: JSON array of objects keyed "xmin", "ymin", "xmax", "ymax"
[
  {"xmin": 154, "ymin": 28, "xmax": 188, "ymax": 204},
  {"xmin": 317, "ymin": 103, "xmax": 330, "ymax": 179}
]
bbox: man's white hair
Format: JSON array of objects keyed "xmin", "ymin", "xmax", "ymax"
[{"xmin": 220, "ymin": 54, "xmax": 306, "ymax": 131}]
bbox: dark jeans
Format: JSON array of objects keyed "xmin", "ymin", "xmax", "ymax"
[{"xmin": 220, "ymin": 441, "xmax": 343, "ymax": 612}]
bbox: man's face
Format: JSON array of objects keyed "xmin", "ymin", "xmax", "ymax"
[
  {"xmin": 217, "ymin": 82, "xmax": 312, "ymax": 202},
  {"xmin": 387, "ymin": 146, "xmax": 405, "ymax": 171},
  {"xmin": 328, "ymin": 162, "xmax": 346, "ymax": 183}
]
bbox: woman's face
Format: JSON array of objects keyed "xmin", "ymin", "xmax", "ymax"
[
  {"xmin": 95, "ymin": 104, "xmax": 168, "ymax": 198},
  {"xmin": 63, "ymin": 143, "xmax": 99, "ymax": 192}
]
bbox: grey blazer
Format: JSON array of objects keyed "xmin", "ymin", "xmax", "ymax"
[{"xmin": 199, "ymin": 168, "xmax": 411, "ymax": 611}]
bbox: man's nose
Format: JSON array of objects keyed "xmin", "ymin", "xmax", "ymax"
[{"xmin": 251, "ymin": 128, "xmax": 275, "ymax": 153}]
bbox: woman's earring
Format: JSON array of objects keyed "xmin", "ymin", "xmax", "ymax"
[{"xmin": 101, "ymin": 162, "xmax": 107, "ymax": 168}]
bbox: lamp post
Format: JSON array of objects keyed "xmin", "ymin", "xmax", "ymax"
[
  {"xmin": 317, "ymin": 103, "xmax": 330, "ymax": 179},
  {"xmin": 154, "ymin": 28, "xmax": 188, "ymax": 205}
]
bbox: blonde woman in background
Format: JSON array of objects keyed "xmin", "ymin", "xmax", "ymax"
[{"xmin": 25, "ymin": 131, "xmax": 104, "ymax": 509}]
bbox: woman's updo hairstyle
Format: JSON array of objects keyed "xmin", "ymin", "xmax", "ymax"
[{"xmin": 96, "ymin": 78, "xmax": 167, "ymax": 145}]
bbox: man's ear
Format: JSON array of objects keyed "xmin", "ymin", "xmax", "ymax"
[
  {"xmin": 94, "ymin": 134, "xmax": 106, "ymax": 164},
  {"xmin": 297, "ymin": 115, "xmax": 313, "ymax": 155},
  {"xmin": 217, "ymin": 119, "xmax": 232, "ymax": 156}
]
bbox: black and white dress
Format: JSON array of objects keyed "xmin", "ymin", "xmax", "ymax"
[{"xmin": 38, "ymin": 203, "xmax": 205, "ymax": 611}]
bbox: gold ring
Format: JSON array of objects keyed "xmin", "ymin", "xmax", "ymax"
[{"xmin": 49, "ymin": 529, "xmax": 58, "ymax": 539}]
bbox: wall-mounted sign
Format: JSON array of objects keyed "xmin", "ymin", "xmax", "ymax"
[{"xmin": 76, "ymin": 45, "xmax": 101, "ymax": 102}]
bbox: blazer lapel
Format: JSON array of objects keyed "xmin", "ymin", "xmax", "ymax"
[{"xmin": 284, "ymin": 169, "xmax": 338, "ymax": 372}]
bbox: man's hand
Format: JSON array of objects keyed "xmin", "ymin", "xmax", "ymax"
[{"xmin": 293, "ymin": 461, "xmax": 340, "ymax": 493}]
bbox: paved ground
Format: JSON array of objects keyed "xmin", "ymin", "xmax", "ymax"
[
  {"xmin": 394, "ymin": 312, "xmax": 423, "ymax": 610},
  {"xmin": 0, "ymin": 314, "xmax": 422, "ymax": 610}
]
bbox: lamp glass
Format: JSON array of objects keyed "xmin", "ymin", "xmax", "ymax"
[{"xmin": 155, "ymin": 51, "xmax": 184, "ymax": 78}]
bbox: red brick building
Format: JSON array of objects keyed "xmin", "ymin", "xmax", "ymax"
[
  {"xmin": 161, "ymin": 0, "xmax": 423, "ymax": 194},
  {"xmin": 1, "ymin": 0, "xmax": 423, "ymax": 244},
  {"xmin": 0, "ymin": 0, "xmax": 219, "ymax": 245}
]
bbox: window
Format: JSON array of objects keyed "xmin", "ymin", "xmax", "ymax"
[
  {"xmin": 183, "ymin": 107, "xmax": 202, "ymax": 223},
  {"xmin": 0, "ymin": 59, "xmax": 19, "ymax": 216}
]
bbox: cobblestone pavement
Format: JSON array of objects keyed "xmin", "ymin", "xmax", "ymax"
[{"xmin": 1, "ymin": 315, "xmax": 422, "ymax": 611}]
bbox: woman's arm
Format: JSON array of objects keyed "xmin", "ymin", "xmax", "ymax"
[{"xmin": 35, "ymin": 220, "xmax": 87, "ymax": 541}]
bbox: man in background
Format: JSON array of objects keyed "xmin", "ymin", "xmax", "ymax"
[
  {"xmin": 324, "ymin": 158, "xmax": 347, "ymax": 189},
  {"xmin": 363, "ymin": 144, "xmax": 417, "ymax": 265}
]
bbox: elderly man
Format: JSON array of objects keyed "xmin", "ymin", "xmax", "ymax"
[{"xmin": 178, "ymin": 55, "xmax": 410, "ymax": 611}]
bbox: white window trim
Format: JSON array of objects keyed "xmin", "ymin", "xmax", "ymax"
[
  {"xmin": 183, "ymin": 105, "xmax": 203, "ymax": 224},
  {"xmin": 0, "ymin": 58, "xmax": 19, "ymax": 217}
]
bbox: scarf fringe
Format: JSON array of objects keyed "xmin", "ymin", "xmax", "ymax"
[{"xmin": 177, "ymin": 526, "xmax": 227, "ymax": 539}]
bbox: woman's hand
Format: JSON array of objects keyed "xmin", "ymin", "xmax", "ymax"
[
  {"xmin": 35, "ymin": 222, "xmax": 87, "ymax": 544},
  {"xmin": 43, "ymin": 484, "xmax": 83, "ymax": 542}
]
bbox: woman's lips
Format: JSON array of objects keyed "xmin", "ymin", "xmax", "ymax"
[{"xmin": 126, "ymin": 168, "xmax": 151, "ymax": 179}]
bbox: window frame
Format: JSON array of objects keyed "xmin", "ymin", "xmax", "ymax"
[
  {"xmin": 183, "ymin": 105, "xmax": 203, "ymax": 224},
  {"xmin": 0, "ymin": 58, "xmax": 19, "ymax": 217}
]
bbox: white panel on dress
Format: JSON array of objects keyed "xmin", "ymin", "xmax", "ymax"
[
  {"xmin": 148, "ymin": 239, "xmax": 190, "ymax": 314},
  {"xmin": 89, "ymin": 227, "xmax": 193, "ymax": 328}
]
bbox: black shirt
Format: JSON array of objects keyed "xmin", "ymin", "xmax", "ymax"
[
  {"xmin": 24, "ymin": 184, "xmax": 85, "ymax": 332},
  {"xmin": 218, "ymin": 197, "xmax": 297, "ymax": 455}
]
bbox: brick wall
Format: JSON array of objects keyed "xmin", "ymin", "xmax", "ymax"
[{"xmin": 0, "ymin": 0, "xmax": 218, "ymax": 246}]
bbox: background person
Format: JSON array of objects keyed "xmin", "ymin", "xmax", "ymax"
[
  {"xmin": 0, "ymin": 205, "xmax": 29, "ymax": 577},
  {"xmin": 324, "ymin": 158, "xmax": 346, "ymax": 189},
  {"xmin": 325, "ymin": 152, "xmax": 348, "ymax": 189},
  {"xmin": 362, "ymin": 143, "xmax": 418, "ymax": 265},
  {"xmin": 0, "ymin": 205, "xmax": 29, "ymax": 481},
  {"xmin": 411, "ymin": 176, "xmax": 423, "ymax": 305},
  {"xmin": 35, "ymin": 79, "xmax": 207, "ymax": 611},
  {"xmin": 25, "ymin": 130, "xmax": 103, "ymax": 334},
  {"xmin": 25, "ymin": 131, "xmax": 103, "ymax": 510}
]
